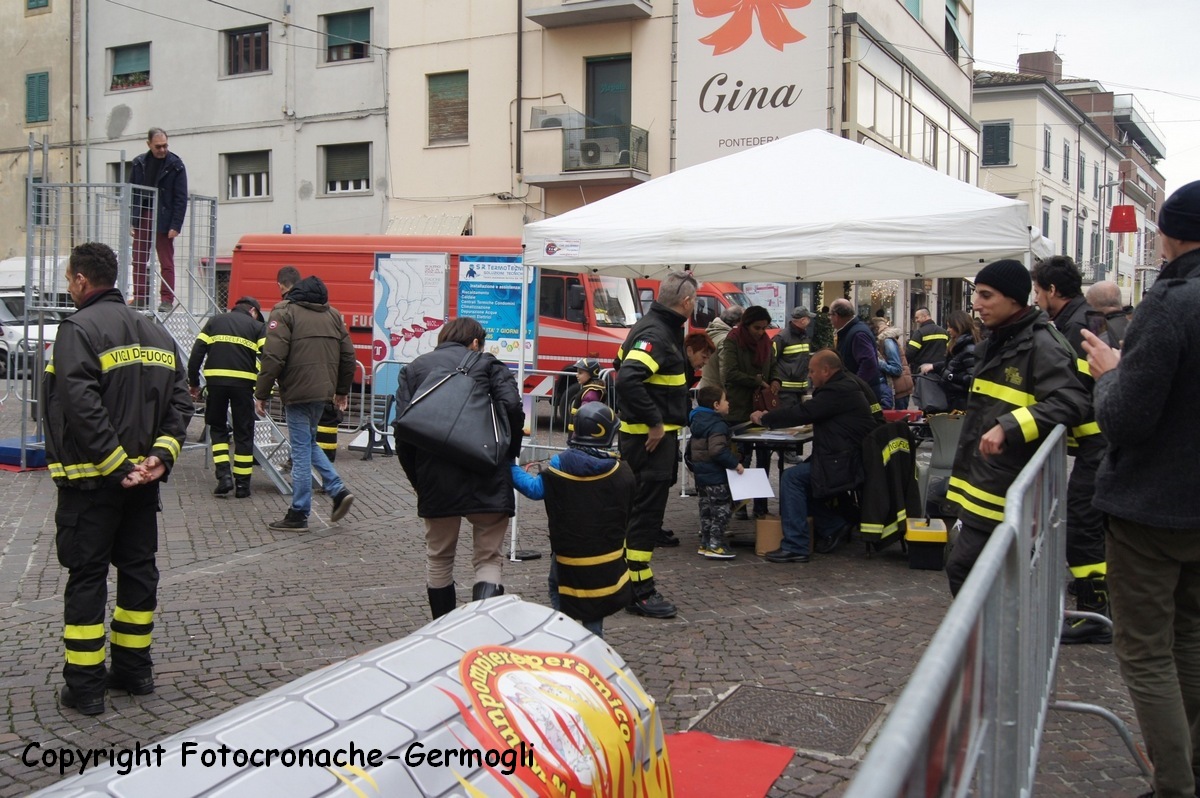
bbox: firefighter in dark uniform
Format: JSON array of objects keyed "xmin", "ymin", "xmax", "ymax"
[
  {"xmin": 614, "ymin": 271, "xmax": 696, "ymax": 619},
  {"xmin": 44, "ymin": 242, "xmax": 191, "ymax": 715},
  {"xmin": 1032, "ymin": 256, "xmax": 1112, "ymax": 644},
  {"xmin": 773, "ymin": 306, "xmax": 816, "ymax": 410},
  {"xmin": 944, "ymin": 260, "xmax": 1089, "ymax": 595},
  {"xmin": 906, "ymin": 307, "xmax": 949, "ymax": 371},
  {"xmin": 188, "ymin": 296, "xmax": 265, "ymax": 497},
  {"xmin": 317, "ymin": 402, "xmax": 342, "ymax": 463}
]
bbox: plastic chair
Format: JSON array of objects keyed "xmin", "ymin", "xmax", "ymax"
[{"xmin": 918, "ymin": 413, "xmax": 965, "ymax": 513}]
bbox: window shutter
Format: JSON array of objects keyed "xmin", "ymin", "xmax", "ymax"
[
  {"xmin": 114, "ymin": 44, "xmax": 150, "ymax": 75},
  {"xmin": 428, "ymin": 72, "xmax": 468, "ymax": 144},
  {"xmin": 28, "ymin": 0, "xmax": 50, "ymax": 9},
  {"xmin": 228, "ymin": 151, "xmax": 269, "ymax": 175},
  {"xmin": 26, "ymin": 72, "xmax": 49, "ymax": 123},
  {"xmin": 326, "ymin": 144, "xmax": 369, "ymax": 182},
  {"xmin": 327, "ymin": 10, "xmax": 370, "ymax": 48},
  {"xmin": 982, "ymin": 123, "xmax": 1009, "ymax": 166}
]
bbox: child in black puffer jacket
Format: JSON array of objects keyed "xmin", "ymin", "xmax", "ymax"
[{"xmin": 687, "ymin": 385, "xmax": 744, "ymax": 560}]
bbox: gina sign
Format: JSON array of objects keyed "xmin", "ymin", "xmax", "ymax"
[{"xmin": 676, "ymin": 0, "xmax": 831, "ymax": 168}]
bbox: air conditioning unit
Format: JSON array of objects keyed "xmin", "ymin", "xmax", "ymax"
[{"xmin": 580, "ymin": 137, "xmax": 620, "ymax": 166}]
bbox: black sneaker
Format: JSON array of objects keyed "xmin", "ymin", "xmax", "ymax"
[
  {"xmin": 655, "ymin": 528, "xmax": 680, "ymax": 548},
  {"xmin": 764, "ymin": 547, "xmax": 810, "ymax": 563},
  {"xmin": 107, "ymin": 671, "xmax": 155, "ymax": 695},
  {"xmin": 1060, "ymin": 616, "xmax": 1113, "ymax": 645},
  {"xmin": 60, "ymin": 685, "xmax": 105, "ymax": 716},
  {"xmin": 330, "ymin": 490, "xmax": 355, "ymax": 523},
  {"xmin": 814, "ymin": 523, "xmax": 851, "ymax": 554},
  {"xmin": 626, "ymin": 590, "xmax": 677, "ymax": 619},
  {"xmin": 268, "ymin": 509, "xmax": 308, "ymax": 531},
  {"xmin": 234, "ymin": 480, "xmax": 251, "ymax": 499},
  {"xmin": 213, "ymin": 474, "xmax": 234, "ymax": 496}
]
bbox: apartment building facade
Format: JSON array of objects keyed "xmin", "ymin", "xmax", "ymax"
[
  {"xmin": 6, "ymin": 0, "xmax": 976, "ymax": 317},
  {"xmin": 974, "ymin": 51, "xmax": 1166, "ymax": 302},
  {"xmin": 2, "ymin": 0, "xmax": 81, "ymax": 260}
]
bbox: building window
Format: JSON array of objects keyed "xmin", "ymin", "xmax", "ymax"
[
  {"xmin": 428, "ymin": 71, "xmax": 468, "ymax": 145},
  {"xmin": 26, "ymin": 72, "xmax": 49, "ymax": 124},
  {"xmin": 1042, "ymin": 200, "xmax": 1052, "ymax": 240},
  {"xmin": 1090, "ymin": 222, "xmax": 1100, "ymax": 265},
  {"xmin": 943, "ymin": 0, "xmax": 962, "ymax": 61},
  {"xmin": 28, "ymin": 176, "xmax": 48, "ymax": 226},
  {"xmin": 110, "ymin": 43, "xmax": 150, "ymax": 91},
  {"xmin": 225, "ymin": 150, "xmax": 270, "ymax": 200},
  {"xmin": 981, "ymin": 122, "xmax": 1011, "ymax": 166},
  {"xmin": 1078, "ymin": 154, "xmax": 1086, "ymax": 192},
  {"xmin": 1076, "ymin": 217, "xmax": 1084, "ymax": 262},
  {"xmin": 1106, "ymin": 171, "xmax": 1114, "ymax": 206},
  {"xmin": 903, "ymin": 0, "xmax": 920, "ymax": 18},
  {"xmin": 1062, "ymin": 140, "xmax": 1071, "ymax": 183},
  {"xmin": 1061, "ymin": 210, "xmax": 1070, "ymax": 256},
  {"xmin": 28, "ymin": 0, "xmax": 49, "ymax": 9},
  {"xmin": 1043, "ymin": 126, "xmax": 1052, "ymax": 171},
  {"xmin": 226, "ymin": 25, "xmax": 269, "ymax": 76},
  {"xmin": 324, "ymin": 10, "xmax": 370, "ymax": 63},
  {"xmin": 323, "ymin": 143, "xmax": 370, "ymax": 194}
]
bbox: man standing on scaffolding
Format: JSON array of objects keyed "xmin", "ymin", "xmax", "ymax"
[{"xmin": 129, "ymin": 127, "xmax": 187, "ymax": 313}]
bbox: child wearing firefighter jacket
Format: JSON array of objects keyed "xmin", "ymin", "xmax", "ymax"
[{"xmin": 510, "ymin": 402, "xmax": 633, "ymax": 637}]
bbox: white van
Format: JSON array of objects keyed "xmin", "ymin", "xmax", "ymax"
[{"xmin": 0, "ymin": 257, "xmax": 68, "ymax": 380}]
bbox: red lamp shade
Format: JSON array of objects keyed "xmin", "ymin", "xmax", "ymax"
[{"xmin": 1108, "ymin": 205, "xmax": 1138, "ymax": 234}]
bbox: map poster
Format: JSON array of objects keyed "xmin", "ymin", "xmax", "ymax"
[
  {"xmin": 742, "ymin": 282, "xmax": 789, "ymax": 327},
  {"xmin": 458, "ymin": 254, "xmax": 536, "ymax": 368},
  {"xmin": 372, "ymin": 252, "xmax": 449, "ymax": 396}
]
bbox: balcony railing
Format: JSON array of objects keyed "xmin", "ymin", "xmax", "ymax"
[{"xmin": 559, "ymin": 125, "xmax": 649, "ymax": 173}]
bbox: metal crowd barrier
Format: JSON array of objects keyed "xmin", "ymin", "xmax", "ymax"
[{"xmin": 844, "ymin": 425, "xmax": 1148, "ymax": 798}]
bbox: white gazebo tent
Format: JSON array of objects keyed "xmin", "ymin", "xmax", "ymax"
[{"xmin": 523, "ymin": 129, "xmax": 1049, "ymax": 281}]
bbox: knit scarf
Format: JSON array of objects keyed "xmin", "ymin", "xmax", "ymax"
[{"xmin": 730, "ymin": 323, "xmax": 772, "ymax": 368}]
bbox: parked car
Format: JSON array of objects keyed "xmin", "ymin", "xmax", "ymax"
[{"xmin": 0, "ymin": 291, "xmax": 63, "ymax": 379}]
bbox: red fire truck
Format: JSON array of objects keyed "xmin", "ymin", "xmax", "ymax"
[{"xmin": 228, "ymin": 234, "xmax": 639, "ymax": 413}]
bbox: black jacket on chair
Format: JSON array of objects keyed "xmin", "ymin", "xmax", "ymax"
[{"xmin": 860, "ymin": 421, "xmax": 922, "ymax": 549}]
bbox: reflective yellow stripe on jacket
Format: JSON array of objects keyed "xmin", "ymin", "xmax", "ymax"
[
  {"xmin": 946, "ymin": 476, "xmax": 1007, "ymax": 522},
  {"xmin": 99, "ymin": 345, "xmax": 176, "ymax": 373}
]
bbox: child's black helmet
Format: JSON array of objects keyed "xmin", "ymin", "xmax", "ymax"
[
  {"xmin": 573, "ymin": 358, "xmax": 602, "ymax": 381},
  {"xmin": 570, "ymin": 402, "xmax": 618, "ymax": 448}
]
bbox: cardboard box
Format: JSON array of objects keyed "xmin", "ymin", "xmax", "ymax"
[
  {"xmin": 906, "ymin": 518, "xmax": 948, "ymax": 571},
  {"xmin": 755, "ymin": 517, "xmax": 782, "ymax": 556}
]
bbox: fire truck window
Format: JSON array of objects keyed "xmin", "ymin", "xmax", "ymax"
[
  {"xmin": 540, "ymin": 276, "xmax": 564, "ymax": 319},
  {"xmin": 694, "ymin": 296, "xmax": 717, "ymax": 329}
]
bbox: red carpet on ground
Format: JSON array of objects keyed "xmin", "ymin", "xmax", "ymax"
[{"xmin": 665, "ymin": 731, "xmax": 795, "ymax": 797}]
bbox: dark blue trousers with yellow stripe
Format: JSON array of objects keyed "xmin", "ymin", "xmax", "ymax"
[{"xmin": 56, "ymin": 483, "xmax": 159, "ymax": 698}]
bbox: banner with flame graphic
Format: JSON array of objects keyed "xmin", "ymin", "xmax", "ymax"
[
  {"xmin": 444, "ymin": 646, "xmax": 673, "ymax": 797},
  {"xmin": 677, "ymin": 0, "xmax": 831, "ymax": 168}
]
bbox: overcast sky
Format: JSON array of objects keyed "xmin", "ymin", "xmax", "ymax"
[{"xmin": 972, "ymin": 0, "xmax": 1198, "ymax": 197}]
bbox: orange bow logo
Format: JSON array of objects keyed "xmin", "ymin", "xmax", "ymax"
[{"xmin": 695, "ymin": 0, "xmax": 811, "ymax": 55}]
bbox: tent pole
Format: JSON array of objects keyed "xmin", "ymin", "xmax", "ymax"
[{"xmin": 510, "ymin": 251, "xmax": 541, "ymax": 562}]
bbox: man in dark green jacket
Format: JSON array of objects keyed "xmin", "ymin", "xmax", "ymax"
[
  {"xmin": 945, "ymin": 259, "xmax": 1089, "ymax": 595},
  {"xmin": 255, "ymin": 268, "xmax": 357, "ymax": 532},
  {"xmin": 1084, "ymin": 181, "xmax": 1200, "ymax": 798}
]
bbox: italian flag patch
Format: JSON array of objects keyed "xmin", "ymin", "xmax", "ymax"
[{"xmin": 634, "ymin": 340, "xmax": 653, "ymax": 353}]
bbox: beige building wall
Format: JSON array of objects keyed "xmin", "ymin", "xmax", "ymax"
[
  {"xmin": 975, "ymin": 82, "xmax": 1125, "ymax": 284},
  {"xmin": 85, "ymin": 0, "xmax": 390, "ymax": 255},
  {"xmin": 1, "ymin": 0, "xmax": 81, "ymax": 260}
]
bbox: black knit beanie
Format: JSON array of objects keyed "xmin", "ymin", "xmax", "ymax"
[
  {"xmin": 975, "ymin": 259, "xmax": 1031, "ymax": 304},
  {"xmin": 1159, "ymin": 180, "xmax": 1200, "ymax": 242},
  {"xmin": 741, "ymin": 305, "xmax": 772, "ymax": 326}
]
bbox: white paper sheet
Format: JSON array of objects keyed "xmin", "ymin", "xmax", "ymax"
[{"xmin": 727, "ymin": 467, "xmax": 775, "ymax": 501}]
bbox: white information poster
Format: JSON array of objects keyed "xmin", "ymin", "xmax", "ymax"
[
  {"xmin": 676, "ymin": 0, "xmax": 832, "ymax": 168},
  {"xmin": 372, "ymin": 252, "xmax": 448, "ymax": 395},
  {"xmin": 742, "ymin": 281, "xmax": 789, "ymax": 326}
]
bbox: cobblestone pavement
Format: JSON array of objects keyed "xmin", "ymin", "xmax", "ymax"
[{"xmin": 0, "ymin": 409, "xmax": 1151, "ymax": 797}]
